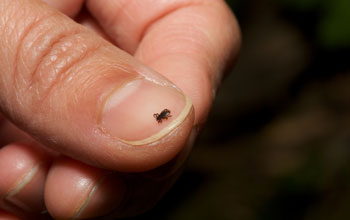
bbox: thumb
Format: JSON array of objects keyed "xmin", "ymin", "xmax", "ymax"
[{"xmin": 0, "ymin": 0, "xmax": 194, "ymax": 172}]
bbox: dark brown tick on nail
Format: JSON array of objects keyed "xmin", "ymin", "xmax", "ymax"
[{"xmin": 153, "ymin": 109, "xmax": 172, "ymax": 123}]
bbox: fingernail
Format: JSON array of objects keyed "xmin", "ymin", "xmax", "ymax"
[
  {"xmin": 5, "ymin": 163, "xmax": 42, "ymax": 212},
  {"xmin": 98, "ymin": 78, "xmax": 192, "ymax": 145},
  {"xmin": 71, "ymin": 175, "xmax": 125, "ymax": 220}
]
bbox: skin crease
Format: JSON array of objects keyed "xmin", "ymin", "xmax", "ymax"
[{"xmin": 0, "ymin": 0, "xmax": 241, "ymax": 219}]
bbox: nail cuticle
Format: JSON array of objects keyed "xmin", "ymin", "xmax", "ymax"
[{"xmin": 97, "ymin": 76, "xmax": 142, "ymax": 125}]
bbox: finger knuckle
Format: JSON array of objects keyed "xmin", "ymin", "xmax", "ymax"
[
  {"xmin": 14, "ymin": 15, "xmax": 102, "ymax": 105},
  {"xmin": 30, "ymin": 32, "xmax": 102, "ymax": 103}
]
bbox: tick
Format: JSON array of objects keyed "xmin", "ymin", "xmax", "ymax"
[{"xmin": 153, "ymin": 109, "xmax": 172, "ymax": 123}]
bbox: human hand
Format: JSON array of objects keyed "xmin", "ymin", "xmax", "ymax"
[{"xmin": 0, "ymin": 0, "xmax": 240, "ymax": 219}]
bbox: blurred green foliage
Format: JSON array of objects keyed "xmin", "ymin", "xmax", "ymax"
[
  {"xmin": 226, "ymin": 0, "xmax": 350, "ymax": 48},
  {"xmin": 280, "ymin": 0, "xmax": 350, "ymax": 48},
  {"xmin": 316, "ymin": 0, "xmax": 350, "ymax": 48},
  {"xmin": 277, "ymin": 0, "xmax": 321, "ymax": 10}
]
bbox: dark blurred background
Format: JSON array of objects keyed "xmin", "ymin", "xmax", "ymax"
[{"xmin": 130, "ymin": 0, "xmax": 350, "ymax": 219}]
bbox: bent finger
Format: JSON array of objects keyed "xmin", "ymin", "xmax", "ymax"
[
  {"xmin": 45, "ymin": 157, "xmax": 125, "ymax": 219},
  {"xmin": 0, "ymin": 142, "xmax": 52, "ymax": 214}
]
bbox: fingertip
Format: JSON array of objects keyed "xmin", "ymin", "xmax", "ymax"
[
  {"xmin": 45, "ymin": 158, "xmax": 125, "ymax": 219},
  {"xmin": 75, "ymin": 175, "xmax": 125, "ymax": 219},
  {"xmin": 0, "ymin": 142, "xmax": 51, "ymax": 213}
]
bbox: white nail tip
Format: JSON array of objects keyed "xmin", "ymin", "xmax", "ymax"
[
  {"xmin": 70, "ymin": 176, "xmax": 106, "ymax": 220},
  {"xmin": 6, "ymin": 163, "xmax": 41, "ymax": 198}
]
